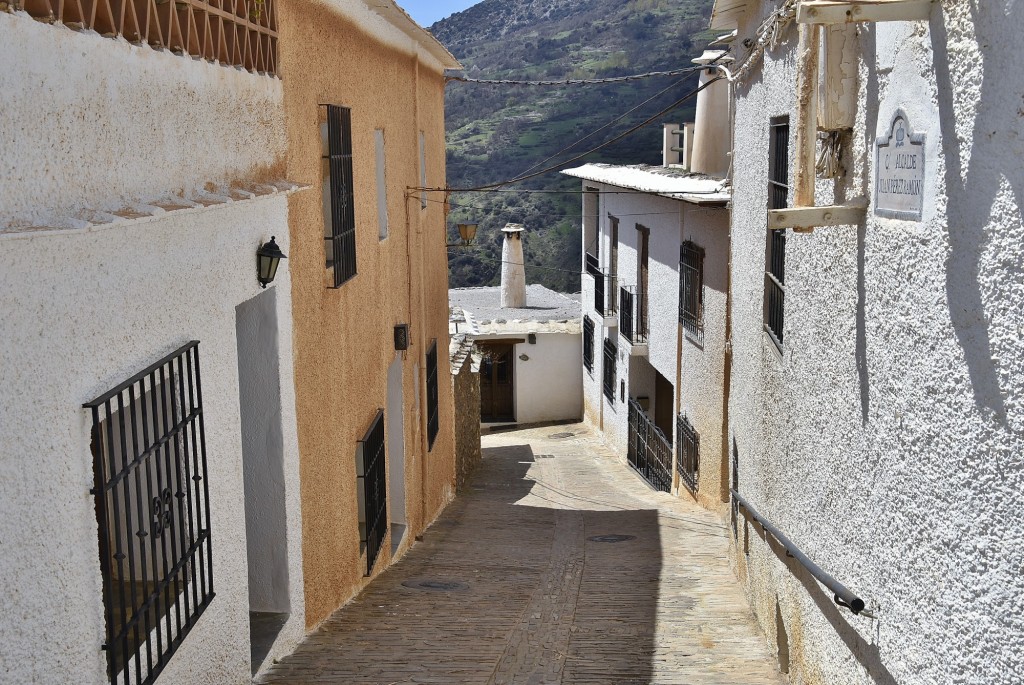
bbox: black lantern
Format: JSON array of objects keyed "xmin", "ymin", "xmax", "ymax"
[
  {"xmin": 447, "ymin": 222, "xmax": 479, "ymax": 248},
  {"xmin": 257, "ymin": 236, "xmax": 287, "ymax": 289}
]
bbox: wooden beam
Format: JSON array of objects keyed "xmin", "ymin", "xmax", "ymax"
[
  {"xmin": 792, "ymin": 22, "xmax": 820, "ymax": 232},
  {"xmin": 768, "ymin": 203, "xmax": 867, "ymax": 230},
  {"xmin": 797, "ymin": 0, "xmax": 934, "ymax": 24}
]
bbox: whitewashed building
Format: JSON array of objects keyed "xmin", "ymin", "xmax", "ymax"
[
  {"xmin": 563, "ymin": 45, "xmax": 734, "ymax": 507},
  {"xmin": 450, "ymin": 225, "xmax": 583, "ymax": 427},
  {"xmin": 0, "ymin": 5, "xmax": 306, "ymax": 684},
  {"xmin": 713, "ymin": 1, "xmax": 1024, "ymax": 684}
]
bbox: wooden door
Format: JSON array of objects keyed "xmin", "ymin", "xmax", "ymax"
[
  {"xmin": 479, "ymin": 343, "xmax": 515, "ymax": 422},
  {"xmin": 638, "ymin": 225, "xmax": 650, "ymax": 331}
]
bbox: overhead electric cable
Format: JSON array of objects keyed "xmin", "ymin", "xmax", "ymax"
[
  {"xmin": 445, "ymin": 65, "xmax": 708, "ymax": 86},
  {"xmin": 414, "ymin": 76, "xmax": 725, "ymax": 194}
]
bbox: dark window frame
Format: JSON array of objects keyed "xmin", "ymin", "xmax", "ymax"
[
  {"xmin": 602, "ymin": 338, "xmax": 617, "ymax": 403},
  {"xmin": 679, "ymin": 241, "xmax": 705, "ymax": 342},
  {"xmin": 84, "ymin": 341, "xmax": 215, "ymax": 685},
  {"xmin": 357, "ymin": 409, "xmax": 387, "ymax": 576},
  {"xmin": 765, "ymin": 117, "xmax": 790, "ymax": 350},
  {"xmin": 426, "ymin": 340, "xmax": 439, "ymax": 451},
  {"xmin": 582, "ymin": 317, "xmax": 595, "ymax": 373},
  {"xmin": 324, "ymin": 104, "xmax": 357, "ymax": 288}
]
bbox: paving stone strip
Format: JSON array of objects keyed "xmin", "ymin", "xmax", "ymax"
[{"xmin": 261, "ymin": 424, "xmax": 783, "ymax": 685}]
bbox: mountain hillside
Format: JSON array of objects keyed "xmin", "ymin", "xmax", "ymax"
[{"xmin": 433, "ymin": 0, "xmax": 716, "ymax": 292}]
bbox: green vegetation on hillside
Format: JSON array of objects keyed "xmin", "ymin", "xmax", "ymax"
[{"xmin": 433, "ymin": 0, "xmax": 716, "ymax": 292}]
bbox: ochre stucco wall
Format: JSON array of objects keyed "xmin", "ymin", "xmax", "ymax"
[{"xmin": 278, "ymin": 0, "xmax": 457, "ymax": 629}]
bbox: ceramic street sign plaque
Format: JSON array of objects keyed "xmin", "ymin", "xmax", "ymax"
[{"xmin": 874, "ymin": 108, "xmax": 926, "ymax": 221}]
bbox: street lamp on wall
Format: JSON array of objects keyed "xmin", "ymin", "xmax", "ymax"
[
  {"xmin": 257, "ymin": 236, "xmax": 287, "ymax": 289},
  {"xmin": 447, "ymin": 223, "xmax": 478, "ymax": 248}
]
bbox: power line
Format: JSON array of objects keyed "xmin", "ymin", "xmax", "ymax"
[
  {"xmin": 445, "ymin": 65, "xmax": 707, "ymax": 87},
  {"xmin": 447, "ymin": 250, "xmax": 591, "ymax": 277}
]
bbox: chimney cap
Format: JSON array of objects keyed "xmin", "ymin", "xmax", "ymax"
[{"xmin": 502, "ymin": 223, "xmax": 525, "ymax": 233}]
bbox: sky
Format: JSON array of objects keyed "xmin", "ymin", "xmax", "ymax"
[{"xmin": 400, "ymin": 0, "xmax": 482, "ymax": 27}]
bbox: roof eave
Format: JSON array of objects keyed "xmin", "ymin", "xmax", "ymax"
[{"xmin": 369, "ymin": 1, "xmax": 463, "ymax": 70}]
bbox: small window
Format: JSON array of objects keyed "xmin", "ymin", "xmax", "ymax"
[
  {"xmin": 602, "ymin": 338, "xmax": 617, "ymax": 402},
  {"xmin": 582, "ymin": 317, "xmax": 595, "ymax": 372},
  {"xmin": 765, "ymin": 117, "xmax": 789, "ymax": 349},
  {"xmin": 677, "ymin": 413, "xmax": 699, "ymax": 493},
  {"xmin": 85, "ymin": 342, "xmax": 214, "ymax": 685},
  {"xmin": 679, "ymin": 241, "xmax": 705, "ymax": 342},
  {"xmin": 375, "ymin": 129, "xmax": 388, "ymax": 240},
  {"xmin": 426, "ymin": 340, "xmax": 439, "ymax": 450},
  {"xmin": 356, "ymin": 410, "xmax": 387, "ymax": 576},
  {"xmin": 323, "ymin": 105, "xmax": 357, "ymax": 288}
]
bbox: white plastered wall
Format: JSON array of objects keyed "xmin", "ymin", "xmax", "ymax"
[
  {"xmin": 728, "ymin": 4, "xmax": 1024, "ymax": 685},
  {"xmin": 0, "ymin": 11, "xmax": 286, "ymax": 229},
  {"xmin": 0, "ymin": 14, "xmax": 305, "ymax": 684}
]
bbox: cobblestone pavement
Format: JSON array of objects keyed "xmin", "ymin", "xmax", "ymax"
[{"xmin": 262, "ymin": 424, "xmax": 784, "ymax": 685}]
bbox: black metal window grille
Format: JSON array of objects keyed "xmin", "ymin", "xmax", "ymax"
[
  {"xmin": 586, "ymin": 252, "xmax": 606, "ymax": 316},
  {"xmin": 679, "ymin": 242, "xmax": 705, "ymax": 342},
  {"xmin": 765, "ymin": 228, "xmax": 786, "ymax": 349},
  {"xmin": 602, "ymin": 338, "xmax": 617, "ymax": 402},
  {"xmin": 768, "ymin": 117, "xmax": 790, "ymax": 211},
  {"xmin": 84, "ymin": 342, "xmax": 214, "ymax": 685},
  {"xmin": 426, "ymin": 340, "xmax": 440, "ymax": 451},
  {"xmin": 325, "ymin": 105, "xmax": 357, "ymax": 288},
  {"xmin": 765, "ymin": 117, "xmax": 789, "ymax": 350},
  {"xmin": 620, "ymin": 286, "xmax": 647, "ymax": 344},
  {"xmin": 357, "ymin": 410, "xmax": 388, "ymax": 576},
  {"xmin": 627, "ymin": 399, "xmax": 672, "ymax": 493},
  {"xmin": 677, "ymin": 414, "xmax": 699, "ymax": 494},
  {"xmin": 582, "ymin": 317, "xmax": 595, "ymax": 372}
]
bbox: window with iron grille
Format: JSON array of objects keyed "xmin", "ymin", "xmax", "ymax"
[
  {"xmin": 602, "ymin": 338, "xmax": 617, "ymax": 402},
  {"xmin": 323, "ymin": 105, "xmax": 357, "ymax": 288},
  {"xmin": 765, "ymin": 117, "xmax": 789, "ymax": 349},
  {"xmin": 677, "ymin": 414, "xmax": 699, "ymax": 494},
  {"xmin": 426, "ymin": 340, "xmax": 439, "ymax": 451},
  {"xmin": 679, "ymin": 241, "xmax": 705, "ymax": 342},
  {"xmin": 84, "ymin": 342, "xmax": 214, "ymax": 685},
  {"xmin": 583, "ymin": 317, "xmax": 595, "ymax": 372},
  {"xmin": 357, "ymin": 410, "xmax": 387, "ymax": 576}
]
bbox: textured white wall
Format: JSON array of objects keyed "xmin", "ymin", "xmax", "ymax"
[
  {"xmin": 0, "ymin": 197, "xmax": 306, "ymax": 684},
  {"xmin": 728, "ymin": 4, "xmax": 1024, "ymax": 685},
  {"xmin": 0, "ymin": 12, "xmax": 286, "ymax": 229}
]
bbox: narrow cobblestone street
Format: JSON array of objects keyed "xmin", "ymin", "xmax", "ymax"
[{"xmin": 262, "ymin": 424, "xmax": 783, "ymax": 684}]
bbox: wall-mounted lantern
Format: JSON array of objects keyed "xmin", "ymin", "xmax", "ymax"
[
  {"xmin": 257, "ymin": 236, "xmax": 287, "ymax": 289},
  {"xmin": 446, "ymin": 223, "xmax": 478, "ymax": 248}
]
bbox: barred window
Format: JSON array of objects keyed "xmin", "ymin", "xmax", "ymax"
[
  {"xmin": 582, "ymin": 317, "xmax": 595, "ymax": 372},
  {"xmin": 85, "ymin": 342, "xmax": 214, "ymax": 685},
  {"xmin": 677, "ymin": 413, "xmax": 699, "ymax": 494},
  {"xmin": 765, "ymin": 117, "xmax": 789, "ymax": 349},
  {"xmin": 323, "ymin": 105, "xmax": 357, "ymax": 288},
  {"xmin": 357, "ymin": 410, "xmax": 387, "ymax": 576},
  {"xmin": 426, "ymin": 340, "xmax": 439, "ymax": 451},
  {"xmin": 602, "ymin": 338, "xmax": 617, "ymax": 402},
  {"xmin": 679, "ymin": 241, "xmax": 705, "ymax": 342}
]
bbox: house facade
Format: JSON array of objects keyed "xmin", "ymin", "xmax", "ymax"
[
  {"xmin": 278, "ymin": 0, "xmax": 461, "ymax": 631},
  {"xmin": 0, "ymin": 0, "xmax": 461, "ymax": 682},
  {"xmin": 564, "ymin": 65, "xmax": 733, "ymax": 509},
  {"xmin": 714, "ymin": 1, "xmax": 1024, "ymax": 684},
  {"xmin": 0, "ymin": 3, "xmax": 306, "ymax": 684}
]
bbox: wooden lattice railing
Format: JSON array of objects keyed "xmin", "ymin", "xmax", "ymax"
[{"xmin": 11, "ymin": 0, "xmax": 278, "ymax": 75}]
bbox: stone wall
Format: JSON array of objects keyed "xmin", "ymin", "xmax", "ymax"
[{"xmin": 453, "ymin": 358, "xmax": 482, "ymax": 491}]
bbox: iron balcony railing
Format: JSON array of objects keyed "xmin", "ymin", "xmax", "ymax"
[
  {"xmin": 619, "ymin": 286, "xmax": 648, "ymax": 344},
  {"xmin": 585, "ymin": 252, "xmax": 606, "ymax": 316},
  {"xmin": 731, "ymin": 489, "xmax": 868, "ymax": 616},
  {"xmin": 626, "ymin": 399, "xmax": 672, "ymax": 493},
  {"xmin": 677, "ymin": 414, "xmax": 699, "ymax": 493}
]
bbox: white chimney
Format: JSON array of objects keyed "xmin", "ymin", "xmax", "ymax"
[
  {"xmin": 690, "ymin": 49, "xmax": 732, "ymax": 178},
  {"xmin": 663, "ymin": 123, "xmax": 681, "ymax": 166},
  {"xmin": 500, "ymin": 223, "xmax": 526, "ymax": 309}
]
